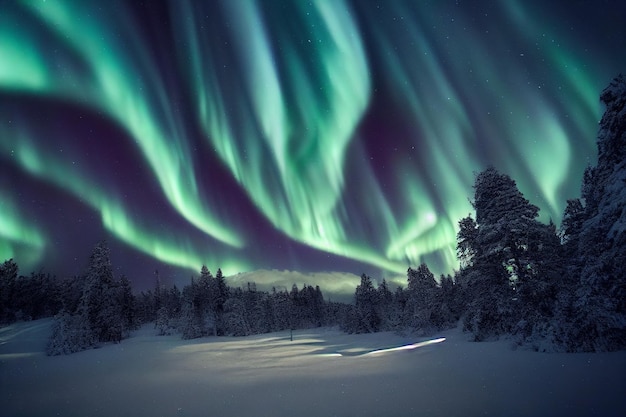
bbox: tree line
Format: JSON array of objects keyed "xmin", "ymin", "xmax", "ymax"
[
  {"xmin": 1, "ymin": 75, "xmax": 624, "ymax": 354},
  {"xmin": 0, "ymin": 242, "xmax": 339, "ymax": 355}
]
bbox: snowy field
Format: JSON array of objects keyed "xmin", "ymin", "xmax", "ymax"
[{"xmin": 1, "ymin": 319, "xmax": 625, "ymax": 417}]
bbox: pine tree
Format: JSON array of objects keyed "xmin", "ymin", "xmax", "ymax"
[
  {"xmin": 313, "ymin": 285, "xmax": 325, "ymax": 326},
  {"xmin": 46, "ymin": 310, "xmax": 73, "ymax": 355},
  {"xmin": 46, "ymin": 309, "xmax": 93, "ymax": 355},
  {"xmin": 405, "ymin": 264, "xmax": 438, "ymax": 333},
  {"xmin": 135, "ymin": 290, "xmax": 156, "ymax": 325},
  {"xmin": 78, "ymin": 240, "xmax": 119, "ymax": 344},
  {"xmin": 340, "ymin": 304, "xmax": 359, "ymax": 334},
  {"xmin": 164, "ymin": 285, "xmax": 182, "ymax": 322},
  {"xmin": 177, "ymin": 269, "xmax": 233, "ymax": 338},
  {"xmin": 58, "ymin": 275, "xmax": 83, "ymax": 315},
  {"xmin": 376, "ymin": 279, "xmax": 394, "ymax": 330},
  {"xmin": 289, "ymin": 283, "xmax": 303, "ymax": 329},
  {"xmin": 389, "ymin": 286, "xmax": 408, "ymax": 331},
  {"xmin": 97, "ymin": 279, "xmax": 123, "ymax": 343},
  {"xmin": 457, "ymin": 216, "xmax": 478, "ymax": 269},
  {"xmin": 223, "ymin": 289, "xmax": 250, "ymax": 336},
  {"xmin": 156, "ymin": 305, "xmax": 173, "ymax": 336},
  {"xmin": 353, "ymin": 274, "xmax": 380, "ymax": 333},
  {"xmin": 196, "ymin": 267, "xmax": 211, "ymax": 335},
  {"xmin": 212, "ymin": 268, "xmax": 229, "ymax": 335},
  {"xmin": 47, "ymin": 241, "xmax": 130, "ymax": 354},
  {"xmin": 566, "ymin": 75, "xmax": 626, "ymax": 351},
  {"xmin": 0, "ymin": 259, "xmax": 18, "ymax": 323},
  {"xmin": 560, "ymin": 199, "xmax": 585, "ymax": 251},
  {"xmin": 243, "ymin": 282, "xmax": 265, "ymax": 334},
  {"xmin": 461, "ymin": 167, "xmax": 560, "ymax": 341},
  {"xmin": 20, "ymin": 272, "xmax": 61, "ymax": 320},
  {"xmin": 432, "ymin": 274, "xmax": 460, "ymax": 330},
  {"xmin": 118, "ymin": 275, "xmax": 136, "ymax": 336},
  {"xmin": 272, "ymin": 287, "xmax": 293, "ymax": 331},
  {"xmin": 180, "ymin": 277, "xmax": 203, "ymax": 339},
  {"xmin": 512, "ymin": 220, "xmax": 564, "ymax": 349}
]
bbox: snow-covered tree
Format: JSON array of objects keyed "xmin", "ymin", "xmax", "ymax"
[
  {"xmin": 565, "ymin": 75, "xmax": 626, "ymax": 351},
  {"xmin": 178, "ymin": 266, "xmax": 226, "ymax": 338},
  {"xmin": 46, "ymin": 309, "xmax": 95, "ymax": 355},
  {"xmin": 376, "ymin": 278, "xmax": 396, "ymax": 330},
  {"xmin": 461, "ymin": 167, "xmax": 560, "ymax": 341},
  {"xmin": 560, "ymin": 199, "xmax": 585, "ymax": 250},
  {"xmin": 405, "ymin": 264, "xmax": 438, "ymax": 333},
  {"xmin": 353, "ymin": 274, "xmax": 380, "ymax": 333},
  {"xmin": 0, "ymin": 259, "xmax": 18, "ymax": 323},
  {"xmin": 46, "ymin": 241, "xmax": 134, "ymax": 354},
  {"xmin": 457, "ymin": 216, "xmax": 478, "ymax": 270},
  {"xmin": 96, "ymin": 280, "xmax": 123, "ymax": 343},
  {"xmin": 432, "ymin": 274, "xmax": 460, "ymax": 330},
  {"xmin": 118, "ymin": 275, "xmax": 136, "ymax": 336},
  {"xmin": 156, "ymin": 305, "xmax": 175, "ymax": 336},
  {"xmin": 288, "ymin": 283, "xmax": 303, "ymax": 328},
  {"xmin": 77, "ymin": 240, "xmax": 120, "ymax": 344},
  {"xmin": 223, "ymin": 290, "xmax": 251, "ymax": 336},
  {"xmin": 180, "ymin": 277, "xmax": 203, "ymax": 339},
  {"xmin": 12, "ymin": 271, "xmax": 62, "ymax": 321},
  {"xmin": 211, "ymin": 268, "xmax": 229, "ymax": 335},
  {"xmin": 298, "ymin": 284, "xmax": 325, "ymax": 328}
]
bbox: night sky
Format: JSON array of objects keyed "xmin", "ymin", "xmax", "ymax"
[{"xmin": 1, "ymin": 0, "xmax": 625, "ymax": 292}]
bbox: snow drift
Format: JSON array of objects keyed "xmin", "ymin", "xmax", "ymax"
[{"xmin": 1, "ymin": 319, "xmax": 625, "ymax": 417}]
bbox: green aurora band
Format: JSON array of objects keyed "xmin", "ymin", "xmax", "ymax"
[{"xmin": 0, "ymin": 0, "xmax": 622, "ymax": 280}]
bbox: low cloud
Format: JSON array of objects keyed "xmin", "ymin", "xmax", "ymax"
[
  {"xmin": 226, "ymin": 269, "xmax": 411, "ymax": 303},
  {"xmin": 227, "ymin": 270, "xmax": 364, "ymax": 303}
]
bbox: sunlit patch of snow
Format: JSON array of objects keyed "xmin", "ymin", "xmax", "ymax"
[
  {"xmin": 316, "ymin": 337, "xmax": 447, "ymax": 357},
  {"xmin": 316, "ymin": 352, "xmax": 343, "ymax": 357},
  {"xmin": 363, "ymin": 337, "xmax": 446, "ymax": 356}
]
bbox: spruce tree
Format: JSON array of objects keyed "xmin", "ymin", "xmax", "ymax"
[
  {"xmin": 405, "ymin": 264, "xmax": 438, "ymax": 332},
  {"xmin": 567, "ymin": 75, "xmax": 626, "ymax": 351},
  {"xmin": 462, "ymin": 167, "xmax": 561, "ymax": 341},
  {"xmin": 223, "ymin": 289, "xmax": 251, "ymax": 336},
  {"xmin": 78, "ymin": 240, "xmax": 119, "ymax": 344},
  {"xmin": 0, "ymin": 259, "xmax": 18, "ymax": 323},
  {"xmin": 46, "ymin": 309, "xmax": 93, "ymax": 355},
  {"xmin": 118, "ymin": 275, "xmax": 136, "ymax": 336},
  {"xmin": 180, "ymin": 277, "xmax": 202, "ymax": 339},
  {"xmin": 354, "ymin": 274, "xmax": 380, "ymax": 333},
  {"xmin": 289, "ymin": 283, "xmax": 303, "ymax": 329},
  {"xmin": 212, "ymin": 268, "xmax": 229, "ymax": 335},
  {"xmin": 196, "ymin": 266, "xmax": 213, "ymax": 335},
  {"xmin": 560, "ymin": 199, "xmax": 585, "ymax": 252},
  {"xmin": 48, "ymin": 240, "xmax": 132, "ymax": 354},
  {"xmin": 457, "ymin": 216, "xmax": 478, "ymax": 269},
  {"xmin": 376, "ymin": 279, "xmax": 394, "ymax": 330},
  {"xmin": 433, "ymin": 274, "xmax": 460, "ymax": 329},
  {"xmin": 272, "ymin": 287, "xmax": 293, "ymax": 331}
]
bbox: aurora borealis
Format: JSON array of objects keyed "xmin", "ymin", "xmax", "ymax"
[{"xmin": 1, "ymin": 0, "xmax": 624, "ymax": 290}]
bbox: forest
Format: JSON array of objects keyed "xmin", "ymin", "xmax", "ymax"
[{"xmin": 1, "ymin": 75, "xmax": 624, "ymax": 355}]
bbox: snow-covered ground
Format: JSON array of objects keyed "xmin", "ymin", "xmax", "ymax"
[{"xmin": 1, "ymin": 319, "xmax": 625, "ymax": 417}]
